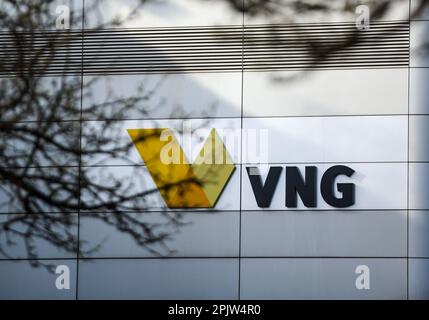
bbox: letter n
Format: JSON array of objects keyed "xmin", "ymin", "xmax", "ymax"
[{"xmin": 286, "ymin": 166, "xmax": 317, "ymax": 208}]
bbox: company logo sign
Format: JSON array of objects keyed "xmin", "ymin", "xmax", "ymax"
[
  {"xmin": 129, "ymin": 128, "xmax": 356, "ymax": 209},
  {"xmin": 128, "ymin": 128, "xmax": 235, "ymax": 208},
  {"xmin": 246, "ymin": 165, "xmax": 355, "ymax": 208}
]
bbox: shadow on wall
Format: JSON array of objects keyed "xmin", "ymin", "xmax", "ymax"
[{"xmin": 0, "ymin": 1, "xmax": 428, "ymax": 294}]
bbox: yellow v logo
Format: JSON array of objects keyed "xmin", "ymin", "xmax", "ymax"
[{"xmin": 127, "ymin": 128, "xmax": 235, "ymax": 208}]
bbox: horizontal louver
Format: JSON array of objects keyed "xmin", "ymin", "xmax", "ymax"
[{"xmin": 0, "ymin": 21, "xmax": 409, "ymax": 76}]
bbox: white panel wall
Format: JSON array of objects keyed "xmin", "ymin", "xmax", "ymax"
[
  {"xmin": 80, "ymin": 211, "xmax": 240, "ymax": 257},
  {"xmin": 0, "ymin": 260, "xmax": 77, "ymax": 299},
  {"xmin": 83, "ymin": 73, "xmax": 242, "ymax": 120},
  {"xmin": 240, "ymin": 258, "xmax": 407, "ymax": 299},
  {"xmin": 409, "ymin": 6, "xmax": 429, "ymax": 299},
  {"xmin": 78, "ymin": 259, "xmax": 239, "ymax": 299},
  {"xmin": 243, "ymin": 116, "xmax": 408, "ymax": 163},
  {"xmin": 3, "ymin": 0, "xmax": 429, "ymax": 300},
  {"xmin": 243, "ymin": 69, "xmax": 408, "ymax": 117},
  {"xmin": 241, "ymin": 211, "xmax": 407, "ymax": 257}
]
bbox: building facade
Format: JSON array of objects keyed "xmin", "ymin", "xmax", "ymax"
[{"xmin": 0, "ymin": 0, "xmax": 429, "ymax": 299}]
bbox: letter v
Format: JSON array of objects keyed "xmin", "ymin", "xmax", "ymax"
[{"xmin": 246, "ymin": 166, "xmax": 283, "ymax": 208}]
